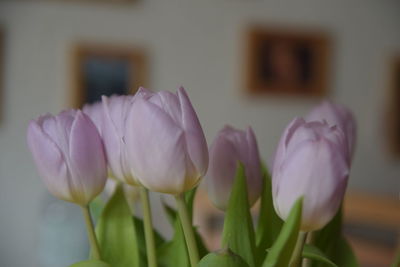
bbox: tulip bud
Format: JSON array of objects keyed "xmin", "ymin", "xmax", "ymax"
[
  {"xmin": 206, "ymin": 126, "xmax": 262, "ymax": 211},
  {"xmin": 272, "ymin": 118, "xmax": 349, "ymax": 231},
  {"xmin": 125, "ymin": 87, "xmax": 208, "ymax": 195},
  {"xmin": 101, "ymin": 95, "xmax": 139, "ymax": 185},
  {"xmin": 306, "ymin": 100, "xmax": 356, "ymax": 160},
  {"xmin": 27, "ymin": 110, "xmax": 107, "ymax": 205}
]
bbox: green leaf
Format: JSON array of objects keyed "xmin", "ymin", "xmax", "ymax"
[
  {"xmin": 302, "ymin": 244, "xmax": 337, "ymax": 267},
  {"xmin": 132, "ymin": 215, "xmax": 165, "ymax": 263},
  {"xmin": 157, "ymin": 218, "xmax": 190, "ymax": 267},
  {"xmin": 157, "ymin": 186, "xmax": 208, "ymax": 267},
  {"xmin": 262, "ymin": 197, "xmax": 303, "ymax": 267},
  {"xmin": 94, "ymin": 184, "xmax": 141, "ymax": 267},
  {"xmin": 312, "ymin": 207, "xmax": 358, "ymax": 267},
  {"xmin": 255, "ymin": 163, "xmax": 283, "ymax": 265},
  {"xmin": 334, "ymin": 237, "xmax": 358, "ymax": 267},
  {"xmin": 194, "ymin": 225, "xmax": 209, "ymax": 259},
  {"xmin": 199, "ymin": 249, "xmax": 250, "ymax": 267},
  {"xmin": 221, "ymin": 163, "xmax": 256, "ymax": 267},
  {"xmin": 133, "ymin": 216, "xmax": 165, "ymax": 248},
  {"xmin": 69, "ymin": 260, "xmax": 110, "ymax": 267}
]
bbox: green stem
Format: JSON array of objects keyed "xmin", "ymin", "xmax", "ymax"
[
  {"xmin": 175, "ymin": 194, "xmax": 199, "ymax": 267},
  {"xmin": 139, "ymin": 187, "xmax": 157, "ymax": 267},
  {"xmin": 289, "ymin": 231, "xmax": 307, "ymax": 267},
  {"xmin": 80, "ymin": 205, "xmax": 101, "ymax": 260},
  {"xmin": 304, "ymin": 231, "xmax": 315, "ymax": 267}
]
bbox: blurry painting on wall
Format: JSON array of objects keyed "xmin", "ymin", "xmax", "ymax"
[
  {"xmin": 246, "ymin": 27, "xmax": 330, "ymax": 97},
  {"xmin": 71, "ymin": 43, "xmax": 147, "ymax": 108}
]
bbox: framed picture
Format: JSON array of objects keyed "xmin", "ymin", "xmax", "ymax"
[
  {"xmin": 386, "ymin": 56, "xmax": 400, "ymax": 156},
  {"xmin": 246, "ymin": 26, "xmax": 331, "ymax": 96},
  {"xmin": 71, "ymin": 43, "xmax": 147, "ymax": 108}
]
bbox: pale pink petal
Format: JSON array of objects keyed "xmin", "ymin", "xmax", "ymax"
[
  {"xmin": 126, "ymin": 99, "xmax": 190, "ymax": 194},
  {"xmin": 178, "ymin": 86, "xmax": 209, "ymax": 176},
  {"xmin": 27, "ymin": 120, "xmax": 73, "ymax": 202},
  {"xmin": 68, "ymin": 111, "xmax": 107, "ymax": 204},
  {"xmin": 273, "ymin": 139, "xmax": 349, "ymax": 231}
]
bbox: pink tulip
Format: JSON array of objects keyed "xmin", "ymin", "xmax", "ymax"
[
  {"xmin": 101, "ymin": 95, "xmax": 139, "ymax": 185},
  {"xmin": 272, "ymin": 118, "xmax": 349, "ymax": 231},
  {"xmin": 125, "ymin": 87, "xmax": 208, "ymax": 195},
  {"xmin": 27, "ymin": 110, "xmax": 107, "ymax": 205},
  {"xmin": 82, "ymin": 101, "xmax": 104, "ymax": 134},
  {"xmin": 306, "ymin": 101, "xmax": 356, "ymax": 160},
  {"xmin": 206, "ymin": 126, "xmax": 262, "ymax": 211}
]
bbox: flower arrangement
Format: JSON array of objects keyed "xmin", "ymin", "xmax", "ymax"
[{"xmin": 27, "ymin": 86, "xmax": 366, "ymax": 267}]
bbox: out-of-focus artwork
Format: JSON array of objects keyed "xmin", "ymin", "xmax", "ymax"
[
  {"xmin": 386, "ymin": 56, "xmax": 400, "ymax": 156},
  {"xmin": 246, "ymin": 26, "xmax": 330, "ymax": 96},
  {"xmin": 71, "ymin": 43, "xmax": 147, "ymax": 108}
]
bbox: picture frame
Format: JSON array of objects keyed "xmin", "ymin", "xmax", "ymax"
[
  {"xmin": 71, "ymin": 43, "xmax": 148, "ymax": 108},
  {"xmin": 245, "ymin": 26, "xmax": 331, "ymax": 97}
]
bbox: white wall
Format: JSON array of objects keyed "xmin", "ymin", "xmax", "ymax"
[{"xmin": 0, "ymin": 0, "xmax": 399, "ymax": 266}]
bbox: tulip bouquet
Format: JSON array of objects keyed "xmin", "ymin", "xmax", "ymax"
[{"xmin": 27, "ymin": 87, "xmax": 362, "ymax": 267}]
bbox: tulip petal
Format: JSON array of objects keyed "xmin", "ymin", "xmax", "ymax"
[
  {"xmin": 178, "ymin": 86, "xmax": 209, "ymax": 176},
  {"xmin": 306, "ymin": 101, "xmax": 356, "ymax": 159},
  {"xmin": 206, "ymin": 133, "xmax": 238, "ymax": 210},
  {"xmin": 27, "ymin": 120, "xmax": 73, "ymax": 202},
  {"xmin": 68, "ymin": 111, "xmax": 107, "ymax": 204},
  {"xmin": 40, "ymin": 111, "xmax": 75, "ymax": 154},
  {"xmin": 244, "ymin": 127, "xmax": 263, "ymax": 205},
  {"xmin": 135, "ymin": 87, "xmax": 153, "ymax": 98},
  {"xmin": 272, "ymin": 118, "xmax": 305, "ymax": 188},
  {"xmin": 273, "ymin": 139, "xmax": 348, "ymax": 231},
  {"xmin": 83, "ymin": 101, "xmax": 104, "ymax": 134},
  {"xmin": 288, "ymin": 121, "xmax": 349, "ymax": 165},
  {"xmin": 126, "ymin": 98, "xmax": 189, "ymax": 194},
  {"xmin": 206, "ymin": 125, "xmax": 262, "ymax": 210},
  {"xmin": 101, "ymin": 96, "xmax": 125, "ymax": 181},
  {"xmin": 149, "ymin": 90, "xmax": 182, "ymax": 125}
]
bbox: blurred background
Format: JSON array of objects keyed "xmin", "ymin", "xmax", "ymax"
[{"xmin": 0, "ymin": 0, "xmax": 399, "ymax": 266}]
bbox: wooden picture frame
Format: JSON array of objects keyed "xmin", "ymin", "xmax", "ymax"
[
  {"xmin": 71, "ymin": 43, "xmax": 147, "ymax": 108},
  {"xmin": 246, "ymin": 26, "xmax": 331, "ymax": 97}
]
